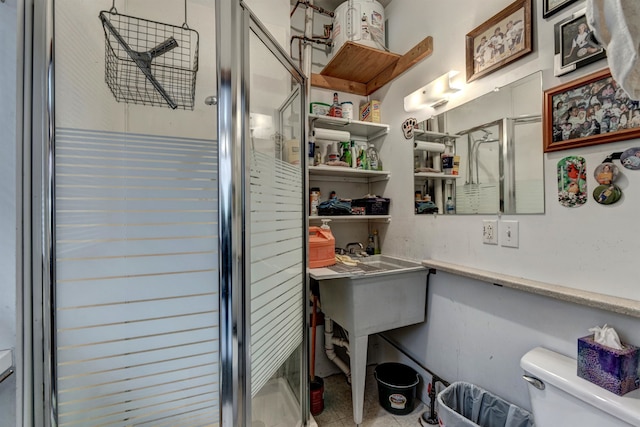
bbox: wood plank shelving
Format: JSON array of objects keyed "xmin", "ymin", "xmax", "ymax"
[{"xmin": 311, "ymin": 36, "xmax": 433, "ymax": 96}]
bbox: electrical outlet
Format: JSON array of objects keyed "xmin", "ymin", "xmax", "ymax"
[
  {"xmin": 482, "ymin": 220, "xmax": 498, "ymax": 245},
  {"xmin": 500, "ymin": 220, "xmax": 519, "ymax": 248}
]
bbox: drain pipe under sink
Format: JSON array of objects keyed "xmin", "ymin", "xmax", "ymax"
[{"xmin": 324, "ymin": 316, "xmax": 351, "ymax": 383}]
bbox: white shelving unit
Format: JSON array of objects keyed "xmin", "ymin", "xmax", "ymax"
[
  {"xmin": 413, "ymin": 129, "xmax": 460, "ymax": 214},
  {"xmin": 309, "ymin": 115, "xmax": 392, "ymax": 230}
]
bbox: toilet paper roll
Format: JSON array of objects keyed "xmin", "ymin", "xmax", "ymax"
[
  {"xmin": 313, "ymin": 128, "xmax": 351, "ymax": 142},
  {"xmin": 414, "ymin": 141, "xmax": 446, "ymax": 152}
]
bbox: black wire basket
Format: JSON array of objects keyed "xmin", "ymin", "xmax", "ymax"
[{"xmin": 99, "ymin": 8, "xmax": 199, "ymax": 110}]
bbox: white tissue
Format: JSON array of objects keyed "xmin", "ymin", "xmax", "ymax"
[{"xmin": 589, "ymin": 324, "xmax": 623, "ymax": 350}]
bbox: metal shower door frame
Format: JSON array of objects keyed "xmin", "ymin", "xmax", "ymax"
[{"xmin": 217, "ymin": 2, "xmax": 309, "ymax": 427}]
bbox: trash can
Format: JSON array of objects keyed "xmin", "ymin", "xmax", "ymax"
[
  {"xmin": 374, "ymin": 363, "xmax": 420, "ymax": 415},
  {"xmin": 437, "ymin": 382, "xmax": 534, "ymax": 427}
]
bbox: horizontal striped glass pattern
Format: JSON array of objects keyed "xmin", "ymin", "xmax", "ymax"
[
  {"xmin": 55, "ymin": 128, "xmax": 219, "ymax": 426},
  {"xmin": 249, "ymin": 151, "xmax": 303, "ymax": 397}
]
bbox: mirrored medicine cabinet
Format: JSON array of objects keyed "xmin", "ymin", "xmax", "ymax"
[{"xmin": 413, "ymin": 71, "xmax": 545, "ymax": 215}]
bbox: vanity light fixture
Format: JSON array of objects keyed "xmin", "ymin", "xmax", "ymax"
[{"xmin": 403, "ymin": 70, "xmax": 463, "ymax": 112}]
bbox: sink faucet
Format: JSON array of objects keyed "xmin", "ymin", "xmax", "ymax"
[{"xmin": 345, "ymin": 242, "xmax": 364, "ymax": 255}]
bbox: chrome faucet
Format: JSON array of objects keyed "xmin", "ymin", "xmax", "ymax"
[{"xmin": 345, "ymin": 242, "xmax": 364, "ymax": 255}]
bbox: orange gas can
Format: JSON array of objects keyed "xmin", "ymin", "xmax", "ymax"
[{"xmin": 309, "ymin": 226, "xmax": 336, "ymax": 268}]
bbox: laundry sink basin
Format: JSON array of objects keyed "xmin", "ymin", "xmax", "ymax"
[
  {"xmin": 355, "ymin": 254, "xmax": 423, "ymax": 274},
  {"xmin": 311, "ymin": 255, "xmax": 427, "ymax": 426},
  {"xmin": 310, "ymin": 255, "xmax": 424, "ymax": 278}
]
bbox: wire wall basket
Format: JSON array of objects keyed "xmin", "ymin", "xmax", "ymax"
[{"xmin": 99, "ymin": 5, "xmax": 199, "ymax": 110}]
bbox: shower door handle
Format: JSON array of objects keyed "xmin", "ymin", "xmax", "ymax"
[{"xmin": 205, "ymin": 95, "xmax": 218, "ymax": 106}]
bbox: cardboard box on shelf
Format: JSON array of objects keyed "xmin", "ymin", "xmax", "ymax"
[{"xmin": 359, "ymin": 100, "xmax": 381, "ymax": 123}]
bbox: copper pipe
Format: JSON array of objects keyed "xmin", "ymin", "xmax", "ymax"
[{"xmin": 290, "ymin": 0, "xmax": 335, "ymax": 18}]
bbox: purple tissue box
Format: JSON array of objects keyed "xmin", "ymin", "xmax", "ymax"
[{"xmin": 577, "ymin": 335, "xmax": 640, "ymax": 395}]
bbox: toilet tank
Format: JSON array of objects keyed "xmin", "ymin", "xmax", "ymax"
[{"xmin": 520, "ymin": 347, "xmax": 640, "ymax": 427}]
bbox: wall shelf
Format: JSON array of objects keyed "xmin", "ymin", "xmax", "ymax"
[
  {"xmin": 310, "ymin": 36, "xmax": 433, "ymax": 96},
  {"xmin": 414, "ymin": 129, "xmax": 460, "ymax": 142},
  {"xmin": 309, "ymin": 215, "xmax": 391, "ymax": 223},
  {"xmin": 309, "ymin": 165, "xmax": 390, "ymax": 182},
  {"xmin": 414, "ymin": 172, "xmax": 462, "ymax": 180},
  {"xmin": 310, "ymin": 114, "xmax": 389, "ymax": 140}
]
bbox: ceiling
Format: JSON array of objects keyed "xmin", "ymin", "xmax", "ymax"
[{"xmin": 291, "ymin": 0, "xmax": 393, "ymax": 11}]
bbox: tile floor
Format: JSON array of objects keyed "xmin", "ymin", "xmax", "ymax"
[{"xmin": 314, "ymin": 366, "xmax": 429, "ymax": 426}]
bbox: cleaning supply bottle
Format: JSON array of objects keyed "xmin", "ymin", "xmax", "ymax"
[
  {"xmin": 446, "ymin": 196, "xmax": 456, "ymax": 214},
  {"xmin": 327, "ymin": 142, "xmax": 339, "ymax": 162},
  {"xmin": 341, "ymin": 141, "xmax": 352, "ymax": 166},
  {"xmin": 366, "ymin": 143, "xmax": 380, "ymax": 170},
  {"xmin": 366, "ymin": 234, "xmax": 375, "ymax": 255},
  {"xmin": 350, "ymin": 141, "xmax": 358, "ymax": 169},
  {"xmin": 373, "ymin": 229, "xmax": 381, "ymax": 254},
  {"xmin": 329, "ymin": 92, "xmax": 342, "ymax": 118},
  {"xmin": 358, "ymin": 143, "xmax": 369, "ymax": 170}
]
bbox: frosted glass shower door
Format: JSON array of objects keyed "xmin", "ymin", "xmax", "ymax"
[
  {"xmin": 51, "ymin": 1, "xmax": 220, "ymax": 426},
  {"xmin": 247, "ymin": 17, "xmax": 307, "ymax": 427}
]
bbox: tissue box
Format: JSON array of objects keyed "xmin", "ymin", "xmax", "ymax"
[
  {"xmin": 359, "ymin": 100, "xmax": 381, "ymax": 123},
  {"xmin": 577, "ymin": 335, "xmax": 640, "ymax": 395}
]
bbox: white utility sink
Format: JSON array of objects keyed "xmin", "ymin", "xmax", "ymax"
[{"xmin": 311, "ymin": 255, "xmax": 427, "ymax": 425}]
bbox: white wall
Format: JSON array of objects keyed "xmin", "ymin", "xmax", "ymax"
[
  {"xmin": 370, "ymin": 0, "xmax": 640, "ymax": 412},
  {"xmin": 0, "ymin": 0, "xmax": 19, "ymax": 424}
]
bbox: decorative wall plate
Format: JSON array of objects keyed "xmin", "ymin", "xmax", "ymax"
[
  {"xmin": 620, "ymin": 147, "xmax": 640, "ymax": 170},
  {"xmin": 593, "ymin": 162, "xmax": 619, "ymax": 185},
  {"xmin": 557, "ymin": 156, "xmax": 587, "ymax": 207},
  {"xmin": 593, "ymin": 184, "xmax": 622, "ymax": 205}
]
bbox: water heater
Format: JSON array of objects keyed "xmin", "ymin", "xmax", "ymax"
[{"xmin": 332, "ymin": 0, "xmax": 386, "ymax": 53}]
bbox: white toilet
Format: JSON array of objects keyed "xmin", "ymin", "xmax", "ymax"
[{"xmin": 520, "ymin": 347, "xmax": 640, "ymax": 426}]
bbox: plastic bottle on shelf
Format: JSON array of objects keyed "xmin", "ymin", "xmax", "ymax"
[
  {"xmin": 329, "ymin": 92, "xmax": 342, "ymax": 118},
  {"xmin": 446, "ymin": 196, "xmax": 456, "ymax": 214},
  {"xmin": 314, "ymin": 145, "xmax": 322, "ymax": 166},
  {"xmin": 327, "ymin": 142, "xmax": 339, "ymax": 162},
  {"xmin": 341, "ymin": 141, "xmax": 352, "ymax": 166},
  {"xmin": 310, "ymin": 187, "xmax": 321, "ymax": 216},
  {"xmin": 350, "ymin": 142, "xmax": 358, "ymax": 169},
  {"xmin": 357, "ymin": 143, "xmax": 368, "ymax": 169},
  {"xmin": 373, "ymin": 229, "xmax": 381, "ymax": 254},
  {"xmin": 366, "ymin": 234, "xmax": 375, "ymax": 255},
  {"xmin": 366, "ymin": 143, "xmax": 380, "ymax": 170}
]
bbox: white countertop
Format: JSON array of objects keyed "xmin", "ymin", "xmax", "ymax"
[{"xmin": 422, "ymin": 259, "xmax": 640, "ymax": 318}]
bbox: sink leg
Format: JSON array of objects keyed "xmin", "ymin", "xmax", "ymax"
[{"xmin": 350, "ymin": 335, "xmax": 368, "ymax": 425}]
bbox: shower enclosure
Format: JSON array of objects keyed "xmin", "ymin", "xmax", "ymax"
[
  {"xmin": 28, "ymin": 1, "xmax": 309, "ymax": 426},
  {"xmin": 455, "ymin": 115, "xmax": 542, "ymax": 214}
]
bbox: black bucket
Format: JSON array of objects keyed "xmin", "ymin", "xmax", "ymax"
[{"xmin": 374, "ymin": 363, "xmax": 420, "ymax": 415}]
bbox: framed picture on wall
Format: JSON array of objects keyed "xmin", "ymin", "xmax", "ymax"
[
  {"xmin": 553, "ymin": 9, "xmax": 606, "ymax": 76},
  {"xmin": 465, "ymin": 0, "xmax": 532, "ymax": 83},
  {"xmin": 543, "ymin": 68, "xmax": 640, "ymax": 152},
  {"xmin": 543, "ymin": 0, "xmax": 581, "ymax": 19}
]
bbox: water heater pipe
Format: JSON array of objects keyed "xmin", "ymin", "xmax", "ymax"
[{"xmin": 324, "ymin": 317, "xmax": 351, "ymax": 383}]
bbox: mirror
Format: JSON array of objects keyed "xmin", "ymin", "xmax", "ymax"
[{"xmin": 413, "ymin": 72, "xmax": 544, "ymax": 215}]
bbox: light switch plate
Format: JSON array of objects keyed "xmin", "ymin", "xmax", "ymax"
[
  {"xmin": 482, "ymin": 220, "xmax": 498, "ymax": 245},
  {"xmin": 500, "ymin": 220, "xmax": 519, "ymax": 248}
]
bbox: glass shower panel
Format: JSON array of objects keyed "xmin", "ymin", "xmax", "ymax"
[
  {"xmin": 456, "ymin": 122, "xmax": 501, "ymax": 214},
  {"xmin": 513, "ymin": 118, "xmax": 544, "ymax": 213},
  {"xmin": 248, "ymin": 26, "xmax": 305, "ymax": 427},
  {"xmin": 53, "ymin": 1, "xmax": 219, "ymax": 426}
]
